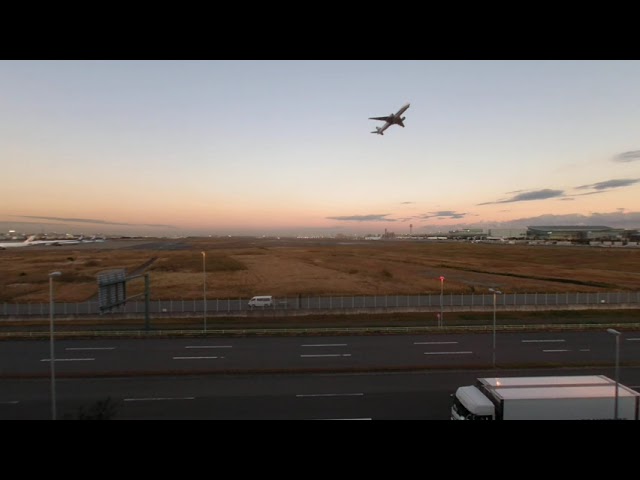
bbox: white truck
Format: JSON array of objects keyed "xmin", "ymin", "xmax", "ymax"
[{"xmin": 451, "ymin": 375, "xmax": 640, "ymax": 420}]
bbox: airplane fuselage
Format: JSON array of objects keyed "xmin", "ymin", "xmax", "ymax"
[{"xmin": 370, "ymin": 102, "xmax": 410, "ymax": 135}]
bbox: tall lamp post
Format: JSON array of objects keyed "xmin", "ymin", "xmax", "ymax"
[
  {"xmin": 201, "ymin": 251, "xmax": 207, "ymax": 333},
  {"xmin": 49, "ymin": 271, "xmax": 61, "ymax": 420},
  {"xmin": 489, "ymin": 288, "xmax": 502, "ymax": 368},
  {"xmin": 607, "ymin": 328, "xmax": 621, "ymax": 420},
  {"xmin": 439, "ymin": 276, "xmax": 445, "ymax": 327}
]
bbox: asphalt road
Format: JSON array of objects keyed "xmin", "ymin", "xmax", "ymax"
[
  {"xmin": 3, "ymin": 367, "xmax": 640, "ymax": 420},
  {"xmin": 1, "ymin": 330, "xmax": 639, "ymax": 378}
]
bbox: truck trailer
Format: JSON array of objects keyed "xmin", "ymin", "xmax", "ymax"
[{"xmin": 451, "ymin": 375, "xmax": 640, "ymax": 420}]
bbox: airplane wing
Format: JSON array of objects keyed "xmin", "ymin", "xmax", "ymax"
[{"xmin": 369, "ymin": 116, "xmax": 392, "ymax": 122}]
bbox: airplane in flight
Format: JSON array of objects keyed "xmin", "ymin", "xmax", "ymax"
[
  {"xmin": 369, "ymin": 102, "xmax": 411, "ymax": 135},
  {"xmin": 0, "ymin": 235, "xmax": 36, "ymax": 249}
]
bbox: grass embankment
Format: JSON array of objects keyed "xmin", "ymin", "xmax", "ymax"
[{"xmin": 3, "ymin": 309, "xmax": 639, "ymax": 336}]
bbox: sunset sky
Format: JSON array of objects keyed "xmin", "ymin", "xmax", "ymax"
[{"xmin": 1, "ymin": 60, "xmax": 639, "ymax": 236}]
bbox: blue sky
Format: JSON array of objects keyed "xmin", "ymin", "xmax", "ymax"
[{"xmin": 1, "ymin": 60, "xmax": 639, "ymax": 236}]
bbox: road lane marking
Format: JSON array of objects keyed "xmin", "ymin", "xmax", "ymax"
[
  {"xmin": 579, "ymin": 349, "xmax": 591, "ymax": 352},
  {"xmin": 296, "ymin": 393, "xmax": 364, "ymax": 397},
  {"xmin": 626, "ymin": 338, "xmax": 640, "ymax": 341},
  {"xmin": 300, "ymin": 354, "xmax": 352, "ymax": 358},
  {"xmin": 124, "ymin": 397, "xmax": 195, "ymax": 402},
  {"xmin": 173, "ymin": 356, "xmax": 222, "ymax": 360},
  {"xmin": 423, "ymin": 351, "xmax": 472, "ymax": 355},
  {"xmin": 40, "ymin": 358, "xmax": 95, "ymax": 362},
  {"xmin": 301, "ymin": 344, "xmax": 348, "ymax": 347},
  {"xmin": 542, "ymin": 349, "xmax": 570, "ymax": 352},
  {"xmin": 315, "ymin": 418, "xmax": 372, "ymax": 420},
  {"xmin": 0, "ymin": 401, "xmax": 19, "ymax": 405},
  {"xmin": 65, "ymin": 347, "xmax": 115, "ymax": 351},
  {"xmin": 185, "ymin": 345, "xmax": 232, "ymax": 349},
  {"xmin": 521, "ymin": 339, "xmax": 565, "ymax": 343},
  {"xmin": 414, "ymin": 341, "xmax": 458, "ymax": 345}
]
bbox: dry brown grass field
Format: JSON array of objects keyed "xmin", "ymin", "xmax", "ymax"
[{"xmin": 2, "ymin": 237, "xmax": 640, "ymax": 304}]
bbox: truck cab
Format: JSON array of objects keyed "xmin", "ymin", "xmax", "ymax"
[{"xmin": 451, "ymin": 386, "xmax": 495, "ymax": 420}]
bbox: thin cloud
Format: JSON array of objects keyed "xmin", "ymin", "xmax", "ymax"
[
  {"xmin": 575, "ymin": 178, "xmax": 640, "ymax": 191},
  {"xmin": 477, "ymin": 189, "xmax": 564, "ymax": 206},
  {"xmin": 326, "ymin": 214, "xmax": 395, "ymax": 222},
  {"xmin": 13, "ymin": 215, "xmax": 176, "ymax": 229},
  {"xmin": 572, "ymin": 191, "xmax": 606, "ymax": 197},
  {"xmin": 419, "ymin": 211, "xmax": 467, "ymax": 220},
  {"xmin": 613, "ymin": 151, "xmax": 640, "ymax": 163},
  {"xmin": 420, "ymin": 210, "xmax": 640, "ymax": 232},
  {"xmin": 400, "ymin": 201, "xmax": 415, "ymax": 205}
]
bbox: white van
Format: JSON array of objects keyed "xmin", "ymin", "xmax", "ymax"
[{"xmin": 248, "ymin": 296, "xmax": 273, "ymax": 308}]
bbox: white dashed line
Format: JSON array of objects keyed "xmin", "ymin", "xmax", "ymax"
[
  {"xmin": 65, "ymin": 347, "xmax": 116, "ymax": 350},
  {"xmin": 173, "ymin": 356, "xmax": 222, "ymax": 360},
  {"xmin": 65, "ymin": 347, "xmax": 115, "ymax": 351},
  {"xmin": 185, "ymin": 345, "xmax": 232, "ymax": 349},
  {"xmin": 314, "ymin": 418, "xmax": 372, "ymax": 420},
  {"xmin": 0, "ymin": 401, "xmax": 19, "ymax": 405},
  {"xmin": 40, "ymin": 358, "xmax": 95, "ymax": 362},
  {"xmin": 300, "ymin": 354, "xmax": 352, "ymax": 358},
  {"xmin": 124, "ymin": 397, "xmax": 195, "ymax": 402},
  {"xmin": 296, "ymin": 393, "xmax": 364, "ymax": 397},
  {"xmin": 414, "ymin": 341, "xmax": 458, "ymax": 345},
  {"xmin": 542, "ymin": 349, "xmax": 569, "ymax": 352},
  {"xmin": 521, "ymin": 339, "xmax": 565, "ymax": 343},
  {"xmin": 424, "ymin": 351, "xmax": 473, "ymax": 355}
]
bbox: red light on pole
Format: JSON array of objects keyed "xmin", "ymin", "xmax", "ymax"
[{"xmin": 439, "ymin": 276, "xmax": 445, "ymax": 327}]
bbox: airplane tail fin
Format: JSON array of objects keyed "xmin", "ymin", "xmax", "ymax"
[
  {"xmin": 24, "ymin": 235, "xmax": 36, "ymax": 244},
  {"xmin": 371, "ymin": 127, "xmax": 383, "ymax": 135}
]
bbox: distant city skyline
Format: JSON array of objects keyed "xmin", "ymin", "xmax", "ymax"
[
  {"xmin": 2, "ymin": 209, "xmax": 639, "ymax": 238},
  {"xmin": 1, "ymin": 60, "xmax": 639, "ymax": 237}
]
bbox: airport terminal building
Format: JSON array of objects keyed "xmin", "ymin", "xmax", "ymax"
[{"xmin": 526, "ymin": 226, "xmax": 638, "ymax": 243}]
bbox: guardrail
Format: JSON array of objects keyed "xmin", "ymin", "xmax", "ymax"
[{"xmin": 2, "ymin": 291, "xmax": 640, "ymax": 317}]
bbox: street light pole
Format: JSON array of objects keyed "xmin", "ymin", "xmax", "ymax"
[
  {"xmin": 607, "ymin": 328, "xmax": 621, "ymax": 420},
  {"xmin": 48, "ymin": 271, "xmax": 61, "ymax": 420},
  {"xmin": 439, "ymin": 276, "xmax": 445, "ymax": 328},
  {"xmin": 489, "ymin": 288, "xmax": 502, "ymax": 369},
  {"xmin": 201, "ymin": 251, "xmax": 207, "ymax": 333}
]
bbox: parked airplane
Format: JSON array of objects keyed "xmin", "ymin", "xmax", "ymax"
[
  {"xmin": 370, "ymin": 102, "xmax": 410, "ymax": 135},
  {"xmin": 81, "ymin": 236, "xmax": 105, "ymax": 243},
  {"xmin": 0, "ymin": 235, "xmax": 36, "ymax": 249},
  {"xmin": 26, "ymin": 236, "xmax": 85, "ymax": 246}
]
